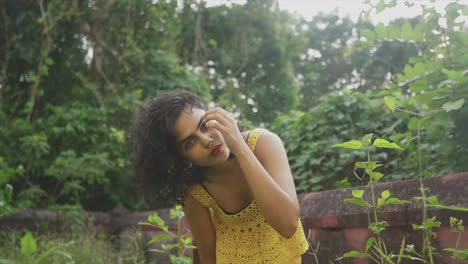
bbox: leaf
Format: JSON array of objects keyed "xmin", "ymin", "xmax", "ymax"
[
  {"xmin": 360, "ymin": 29, "xmax": 375, "ymax": 41},
  {"xmin": 375, "ymin": 23, "xmax": 387, "ymax": 39},
  {"xmin": 443, "ymin": 248, "xmax": 468, "ymax": 261},
  {"xmin": 333, "ymin": 140, "xmax": 364, "ymax": 150},
  {"xmin": 370, "ymin": 172, "xmax": 384, "ymax": 182},
  {"xmin": 377, "ymin": 198, "xmax": 386, "ymax": 208},
  {"xmin": 442, "ymin": 99, "xmax": 465, "ymax": 112},
  {"xmin": 442, "ymin": 69, "xmax": 464, "ymax": 80},
  {"xmin": 342, "ymin": 250, "xmax": 370, "ymax": 258},
  {"xmin": 148, "ymin": 213, "xmax": 166, "ymax": 228},
  {"xmin": 407, "ymin": 117, "xmax": 419, "ymax": 131},
  {"xmin": 382, "ymin": 190, "xmax": 390, "ymax": 199},
  {"xmin": 428, "ymin": 204, "xmax": 468, "ymax": 212},
  {"xmin": 352, "ymin": 189, "xmax": 364, "ymax": 198},
  {"xmin": 369, "ymin": 221, "xmax": 389, "ymax": 234},
  {"xmin": 361, "ymin": 134, "xmax": 373, "ymax": 147},
  {"xmin": 148, "ymin": 234, "xmax": 171, "ymax": 245},
  {"xmin": 384, "ymin": 96, "xmax": 396, "ymax": 112},
  {"xmin": 344, "ymin": 198, "xmax": 372, "ymax": 208},
  {"xmin": 376, "ymin": 0, "xmax": 386, "ymax": 14},
  {"xmin": 365, "ymin": 237, "xmax": 375, "ymax": 252},
  {"xmin": 427, "ymin": 196, "xmax": 438, "ymax": 205},
  {"xmin": 384, "ymin": 198, "xmax": 411, "ymax": 206},
  {"xmin": 354, "ymin": 162, "xmax": 367, "ymax": 169},
  {"xmin": 401, "ymin": 22, "xmax": 414, "ymax": 40},
  {"xmin": 373, "ymin": 138, "xmax": 404, "ymax": 151},
  {"xmin": 21, "ymin": 231, "xmax": 37, "ymax": 257},
  {"xmin": 413, "ymin": 217, "xmax": 441, "ymax": 230}
]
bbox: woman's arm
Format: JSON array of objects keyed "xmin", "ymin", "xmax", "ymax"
[
  {"xmin": 205, "ymin": 108, "xmax": 300, "ymax": 238},
  {"xmin": 183, "ymin": 193, "xmax": 216, "ymax": 264},
  {"xmin": 236, "ymin": 130, "xmax": 300, "ymax": 238}
]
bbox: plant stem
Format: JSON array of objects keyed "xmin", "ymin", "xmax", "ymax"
[
  {"xmin": 417, "ymin": 117, "xmax": 434, "ymax": 264},
  {"xmin": 367, "ymin": 149, "xmax": 385, "ymax": 256}
]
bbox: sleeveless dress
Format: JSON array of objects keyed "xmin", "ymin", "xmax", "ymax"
[{"xmin": 190, "ymin": 128, "xmax": 309, "ymax": 263}]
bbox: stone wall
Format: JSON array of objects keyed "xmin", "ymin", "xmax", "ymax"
[
  {"xmin": 299, "ymin": 172, "xmax": 467, "ymax": 264},
  {"xmin": 1, "ymin": 172, "xmax": 466, "ymax": 263}
]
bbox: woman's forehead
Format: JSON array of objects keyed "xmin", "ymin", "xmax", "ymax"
[{"xmin": 173, "ymin": 106, "xmax": 206, "ymax": 140}]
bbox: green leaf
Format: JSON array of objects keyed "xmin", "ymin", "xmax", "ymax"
[
  {"xmin": 354, "ymin": 162, "xmax": 367, "ymax": 169},
  {"xmin": 442, "ymin": 69, "xmax": 464, "ymax": 80},
  {"xmin": 369, "ymin": 221, "xmax": 389, "ymax": 234},
  {"xmin": 342, "ymin": 250, "xmax": 370, "ymax": 258},
  {"xmin": 21, "ymin": 231, "xmax": 37, "ymax": 257},
  {"xmin": 370, "ymin": 172, "xmax": 384, "ymax": 182},
  {"xmin": 352, "ymin": 189, "xmax": 364, "ymax": 198},
  {"xmin": 377, "ymin": 198, "xmax": 386, "ymax": 208},
  {"xmin": 375, "ymin": 23, "xmax": 387, "ymax": 39},
  {"xmin": 361, "ymin": 29, "xmax": 375, "ymax": 41},
  {"xmin": 344, "ymin": 198, "xmax": 372, "ymax": 208},
  {"xmin": 161, "ymin": 243, "xmax": 177, "ymax": 251},
  {"xmin": 427, "ymin": 196, "xmax": 439, "ymax": 205},
  {"xmin": 333, "ymin": 140, "xmax": 364, "ymax": 150},
  {"xmin": 413, "ymin": 217, "xmax": 441, "ymax": 230},
  {"xmin": 442, "ymin": 99, "xmax": 465, "ymax": 112},
  {"xmin": 443, "ymin": 248, "xmax": 468, "ymax": 261},
  {"xmin": 407, "ymin": 117, "xmax": 419, "ymax": 131},
  {"xmin": 148, "ymin": 234, "xmax": 171, "ymax": 245},
  {"xmin": 384, "ymin": 96, "xmax": 396, "ymax": 112},
  {"xmin": 428, "ymin": 204, "xmax": 468, "ymax": 212},
  {"xmin": 376, "ymin": 0, "xmax": 386, "ymax": 14},
  {"xmin": 401, "ymin": 22, "xmax": 414, "ymax": 40},
  {"xmin": 384, "ymin": 198, "xmax": 411, "ymax": 206},
  {"xmin": 382, "ymin": 190, "xmax": 390, "ymax": 199},
  {"xmin": 361, "ymin": 134, "xmax": 373, "ymax": 147},
  {"xmin": 148, "ymin": 213, "xmax": 166, "ymax": 228},
  {"xmin": 365, "ymin": 237, "xmax": 375, "ymax": 252},
  {"xmin": 373, "ymin": 138, "xmax": 404, "ymax": 151}
]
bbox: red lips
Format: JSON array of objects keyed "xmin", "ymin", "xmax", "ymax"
[{"xmin": 211, "ymin": 144, "xmax": 223, "ymax": 156}]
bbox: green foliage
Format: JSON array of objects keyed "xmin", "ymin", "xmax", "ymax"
[
  {"xmin": 138, "ymin": 205, "xmax": 195, "ymax": 264},
  {"xmin": 0, "ymin": 219, "xmax": 146, "ymax": 264},
  {"xmin": 334, "ymin": 128, "xmax": 467, "ymax": 263},
  {"xmin": 0, "ymin": 0, "xmax": 466, "ymax": 216},
  {"xmin": 271, "ymin": 91, "xmax": 408, "ymax": 192},
  {"xmin": 0, "ymin": 230, "xmax": 75, "ymax": 264}
]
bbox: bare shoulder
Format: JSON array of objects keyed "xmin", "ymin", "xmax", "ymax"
[
  {"xmin": 253, "ymin": 129, "xmax": 286, "ymax": 157},
  {"xmin": 257, "ymin": 129, "xmax": 283, "ymax": 145}
]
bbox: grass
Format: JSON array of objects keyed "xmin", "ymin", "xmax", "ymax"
[{"xmin": 0, "ymin": 216, "xmax": 151, "ymax": 264}]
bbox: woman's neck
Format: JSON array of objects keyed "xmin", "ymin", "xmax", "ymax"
[{"xmin": 202, "ymin": 158, "xmax": 242, "ymax": 184}]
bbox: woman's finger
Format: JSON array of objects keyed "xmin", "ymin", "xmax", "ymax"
[
  {"xmin": 205, "ymin": 119, "xmax": 225, "ymax": 132},
  {"xmin": 204, "ymin": 113, "xmax": 230, "ymax": 126},
  {"xmin": 205, "ymin": 107, "xmax": 235, "ymax": 122}
]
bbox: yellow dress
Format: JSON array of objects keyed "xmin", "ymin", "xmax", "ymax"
[{"xmin": 190, "ymin": 128, "xmax": 309, "ymax": 263}]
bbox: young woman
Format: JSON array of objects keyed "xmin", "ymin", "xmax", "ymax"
[{"xmin": 132, "ymin": 91, "xmax": 309, "ymax": 263}]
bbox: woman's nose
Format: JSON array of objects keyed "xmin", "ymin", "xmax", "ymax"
[{"xmin": 199, "ymin": 133, "xmax": 214, "ymax": 148}]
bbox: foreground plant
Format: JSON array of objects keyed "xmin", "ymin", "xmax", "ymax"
[
  {"xmin": 138, "ymin": 205, "xmax": 195, "ymax": 264},
  {"xmin": 334, "ymin": 133, "xmax": 468, "ymax": 263},
  {"xmin": 0, "ymin": 230, "xmax": 74, "ymax": 264},
  {"xmin": 334, "ymin": 134, "xmax": 416, "ymax": 263}
]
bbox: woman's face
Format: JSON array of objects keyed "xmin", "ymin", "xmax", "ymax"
[{"xmin": 172, "ymin": 105, "xmax": 230, "ymax": 167}]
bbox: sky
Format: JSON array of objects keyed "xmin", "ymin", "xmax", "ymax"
[{"xmin": 206, "ymin": 0, "xmax": 468, "ymax": 25}]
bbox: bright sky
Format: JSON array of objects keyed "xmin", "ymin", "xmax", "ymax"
[{"xmin": 206, "ymin": 0, "xmax": 467, "ymax": 25}]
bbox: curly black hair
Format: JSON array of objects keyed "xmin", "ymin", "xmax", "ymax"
[{"xmin": 129, "ymin": 91, "xmax": 206, "ymax": 208}]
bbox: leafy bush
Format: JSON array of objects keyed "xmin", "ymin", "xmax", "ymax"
[{"xmin": 270, "ymin": 91, "xmax": 409, "ymax": 193}]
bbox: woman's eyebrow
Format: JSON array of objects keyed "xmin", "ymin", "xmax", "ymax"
[{"xmin": 178, "ymin": 116, "xmax": 204, "ymax": 147}]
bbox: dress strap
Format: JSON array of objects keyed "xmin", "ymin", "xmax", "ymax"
[
  {"xmin": 190, "ymin": 184, "xmax": 217, "ymax": 208},
  {"xmin": 247, "ymin": 128, "xmax": 266, "ymax": 152}
]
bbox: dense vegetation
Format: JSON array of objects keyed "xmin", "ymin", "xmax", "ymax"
[{"xmin": 0, "ymin": 0, "xmax": 466, "ymax": 213}]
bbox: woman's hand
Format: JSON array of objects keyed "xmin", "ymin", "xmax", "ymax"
[{"xmin": 204, "ymin": 107, "xmax": 247, "ymax": 155}]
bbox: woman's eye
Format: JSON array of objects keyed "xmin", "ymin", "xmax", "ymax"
[
  {"xmin": 201, "ymin": 122, "xmax": 207, "ymax": 131},
  {"xmin": 184, "ymin": 138, "xmax": 194, "ymax": 149}
]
